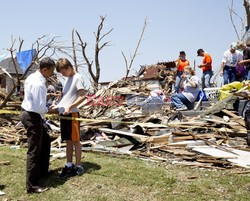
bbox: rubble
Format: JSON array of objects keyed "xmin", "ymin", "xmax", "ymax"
[{"xmin": 1, "ymin": 62, "xmax": 250, "ymax": 170}]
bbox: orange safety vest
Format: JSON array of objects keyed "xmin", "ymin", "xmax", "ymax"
[{"xmin": 176, "ymin": 59, "xmax": 190, "ymax": 72}]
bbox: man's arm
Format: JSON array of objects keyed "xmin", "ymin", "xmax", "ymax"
[
  {"xmin": 239, "ymin": 59, "xmax": 250, "ymax": 65},
  {"xmin": 220, "ymin": 62, "xmax": 225, "ymax": 76}
]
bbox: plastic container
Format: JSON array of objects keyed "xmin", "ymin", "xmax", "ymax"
[{"xmin": 203, "ymin": 87, "xmax": 220, "ymax": 101}]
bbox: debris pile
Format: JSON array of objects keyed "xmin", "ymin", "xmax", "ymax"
[{"xmin": 1, "ymin": 61, "xmax": 250, "ymax": 170}]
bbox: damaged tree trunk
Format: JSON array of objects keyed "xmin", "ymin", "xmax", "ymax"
[
  {"xmin": 76, "ymin": 15, "xmax": 112, "ymax": 92},
  {"xmin": 244, "ymin": 0, "xmax": 250, "ymax": 31}
]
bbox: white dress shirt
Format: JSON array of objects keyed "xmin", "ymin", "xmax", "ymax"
[{"xmin": 21, "ymin": 70, "xmax": 48, "ymax": 117}]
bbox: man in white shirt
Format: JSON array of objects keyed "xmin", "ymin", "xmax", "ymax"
[
  {"xmin": 20, "ymin": 57, "xmax": 55, "ymax": 194},
  {"xmin": 220, "ymin": 43, "xmax": 243, "ymax": 84}
]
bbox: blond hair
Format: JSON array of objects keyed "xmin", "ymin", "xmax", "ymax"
[
  {"xmin": 184, "ymin": 66, "xmax": 195, "ymax": 76},
  {"xmin": 56, "ymin": 58, "xmax": 73, "ymax": 72}
]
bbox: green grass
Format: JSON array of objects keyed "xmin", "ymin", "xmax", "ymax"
[{"xmin": 1, "ymin": 146, "xmax": 250, "ymax": 201}]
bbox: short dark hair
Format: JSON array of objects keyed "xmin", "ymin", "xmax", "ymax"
[
  {"xmin": 197, "ymin": 49, "xmax": 204, "ymax": 56},
  {"xmin": 39, "ymin": 57, "xmax": 55, "ymax": 70},
  {"xmin": 179, "ymin": 51, "xmax": 186, "ymax": 55}
]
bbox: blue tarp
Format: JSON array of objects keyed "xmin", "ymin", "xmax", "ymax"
[{"xmin": 16, "ymin": 49, "xmax": 36, "ymax": 72}]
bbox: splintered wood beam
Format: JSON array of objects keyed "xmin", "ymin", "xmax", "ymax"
[
  {"xmin": 222, "ymin": 109, "xmax": 245, "ymax": 127},
  {"xmin": 99, "ymin": 128, "xmax": 149, "ymax": 142}
]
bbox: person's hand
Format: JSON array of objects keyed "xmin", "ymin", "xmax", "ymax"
[
  {"xmin": 220, "ymin": 70, "xmax": 223, "ymax": 76},
  {"xmin": 49, "ymin": 104, "xmax": 56, "ymax": 110},
  {"xmin": 181, "ymin": 73, "xmax": 186, "ymax": 79},
  {"xmin": 197, "ymin": 65, "xmax": 202, "ymax": 68},
  {"xmin": 48, "ymin": 104, "xmax": 59, "ymax": 114},
  {"xmin": 47, "ymin": 92, "xmax": 53, "ymax": 98},
  {"xmin": 63, "ymin": 107, "xmax": 70, "ymax": 115},
  {"xmin": 238, "ymin": 60, "xmax": 244, "ymax": 65}
]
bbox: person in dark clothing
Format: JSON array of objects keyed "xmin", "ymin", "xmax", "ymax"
[
  {"xmin": 238, "ymin": 40, "xmax": 250, "ymax": 80},
  {"xmin": 20, "ymin": 57, "xmax": 55, "ymax": 194},
  {"xmin": 244, "ymin": 106, "xmax": 250, "ymax": 146}
]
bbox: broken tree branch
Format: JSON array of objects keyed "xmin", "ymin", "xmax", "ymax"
[
  {"xmin": 123, "ymin": 18, "xmax": 149, "ymax": 80},
  {"xmin": 72, "ymin": 28, "xmax": 78, "ymax": 71},
  {"xmin": 76, "ymin": 15, "xmax": 112, "ymax": 91}
]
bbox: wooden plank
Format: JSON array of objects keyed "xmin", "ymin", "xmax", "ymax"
[
  {"xmin": 229, "ymin": 124, "xmax": 247, "ymax": 131},
  {"xmin": 158, "ymin": 148, "xmax": 196, "ymax": 156},
  {"xmin": 134, "ymin": 122, "xmax": 168, "ymax": 128},
  {"xmin": 222, "ymin": 109, "xmax": 245, "ymax": 127},
  {"xmin": 99, "ymin": 128, "xmax": 149, "ymax": 142},
  {"xmin": 172, "ymin": 134, "xmax": 215, "ymax": 142},
  {"xmin": 171, "ymin": 131, "xmax": 190, "ymax": 136},
  {"xmin": 217, "ymin": 127, "xmax": 247, "ymax": 135},
  {"xmin": 196, "ymin": 158, "xmax": 230, "ymax": 166},
  {"xmin": 168, "ymin": 121, "xmax": 208, "ymax": 127},
  {"xmin": 147, "ymin": 133, "xmax": 170, "ymax": 144},
  {"xmin": 202, "ymin": 118, "xmax": 238, "ymax": 126}
]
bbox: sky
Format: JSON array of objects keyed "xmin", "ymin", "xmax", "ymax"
[{"xmin": 0, "ymin": 0, "xmax": 246, "ymax": 87}]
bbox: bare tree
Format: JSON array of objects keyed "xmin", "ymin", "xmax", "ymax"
[
  {"xmin": 229, "ymin": 0, "xmax": 250, "ymax": 40},
  {"xmin": 75, "ymin": 16, "xmax": 113, "ymax": 91},
  {"xmin": 0, "ymin": 35, "xmax": 58, "ymax": 109},
  {"xmin": 122, "ymin": 18, "xmax": 149, "ymax": 80},
  {"xmin": 244, "ymin": 0, "xmax": 250, "ymax": 30},
  {"xmin": 72, "ymin": 28, "xmax": 78, "ymax": 71}
]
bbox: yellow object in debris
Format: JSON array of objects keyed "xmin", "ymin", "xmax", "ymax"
[{"xmin": 219, "ymin": 81, "xmax": 250, "ymax": 101}]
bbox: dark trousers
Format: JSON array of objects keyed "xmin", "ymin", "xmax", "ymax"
[
  {"xmin": 244, "ymin": 102, "xmax": 250, "ymax": 145},
  {"xmin": 20, "ymin": 111, "xmax": 51, "ymax": 192}
]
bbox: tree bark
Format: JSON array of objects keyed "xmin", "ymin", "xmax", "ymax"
[
  {"xmin": 72, "ymin": 28, "xmax": 78, "ymax": 71},
  {"xmin": 76, "ymin": 16, "xmax": 112, "ymax": 92},
  {"xmin": 244, "ymin": 0, "xmax": 250, "ymax": 31}
]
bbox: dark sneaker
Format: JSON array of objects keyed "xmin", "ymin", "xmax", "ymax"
[
  {"xmin": 27, "ymin": 186, "xmax": 49, "ymax": 194},
  {"xmin": 75, "ymin": 166, "xmax": 84, "ymax": 176},
  {"xmin": 59, "ymin": 165, "xmax": 74, "ymax": 178}
]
